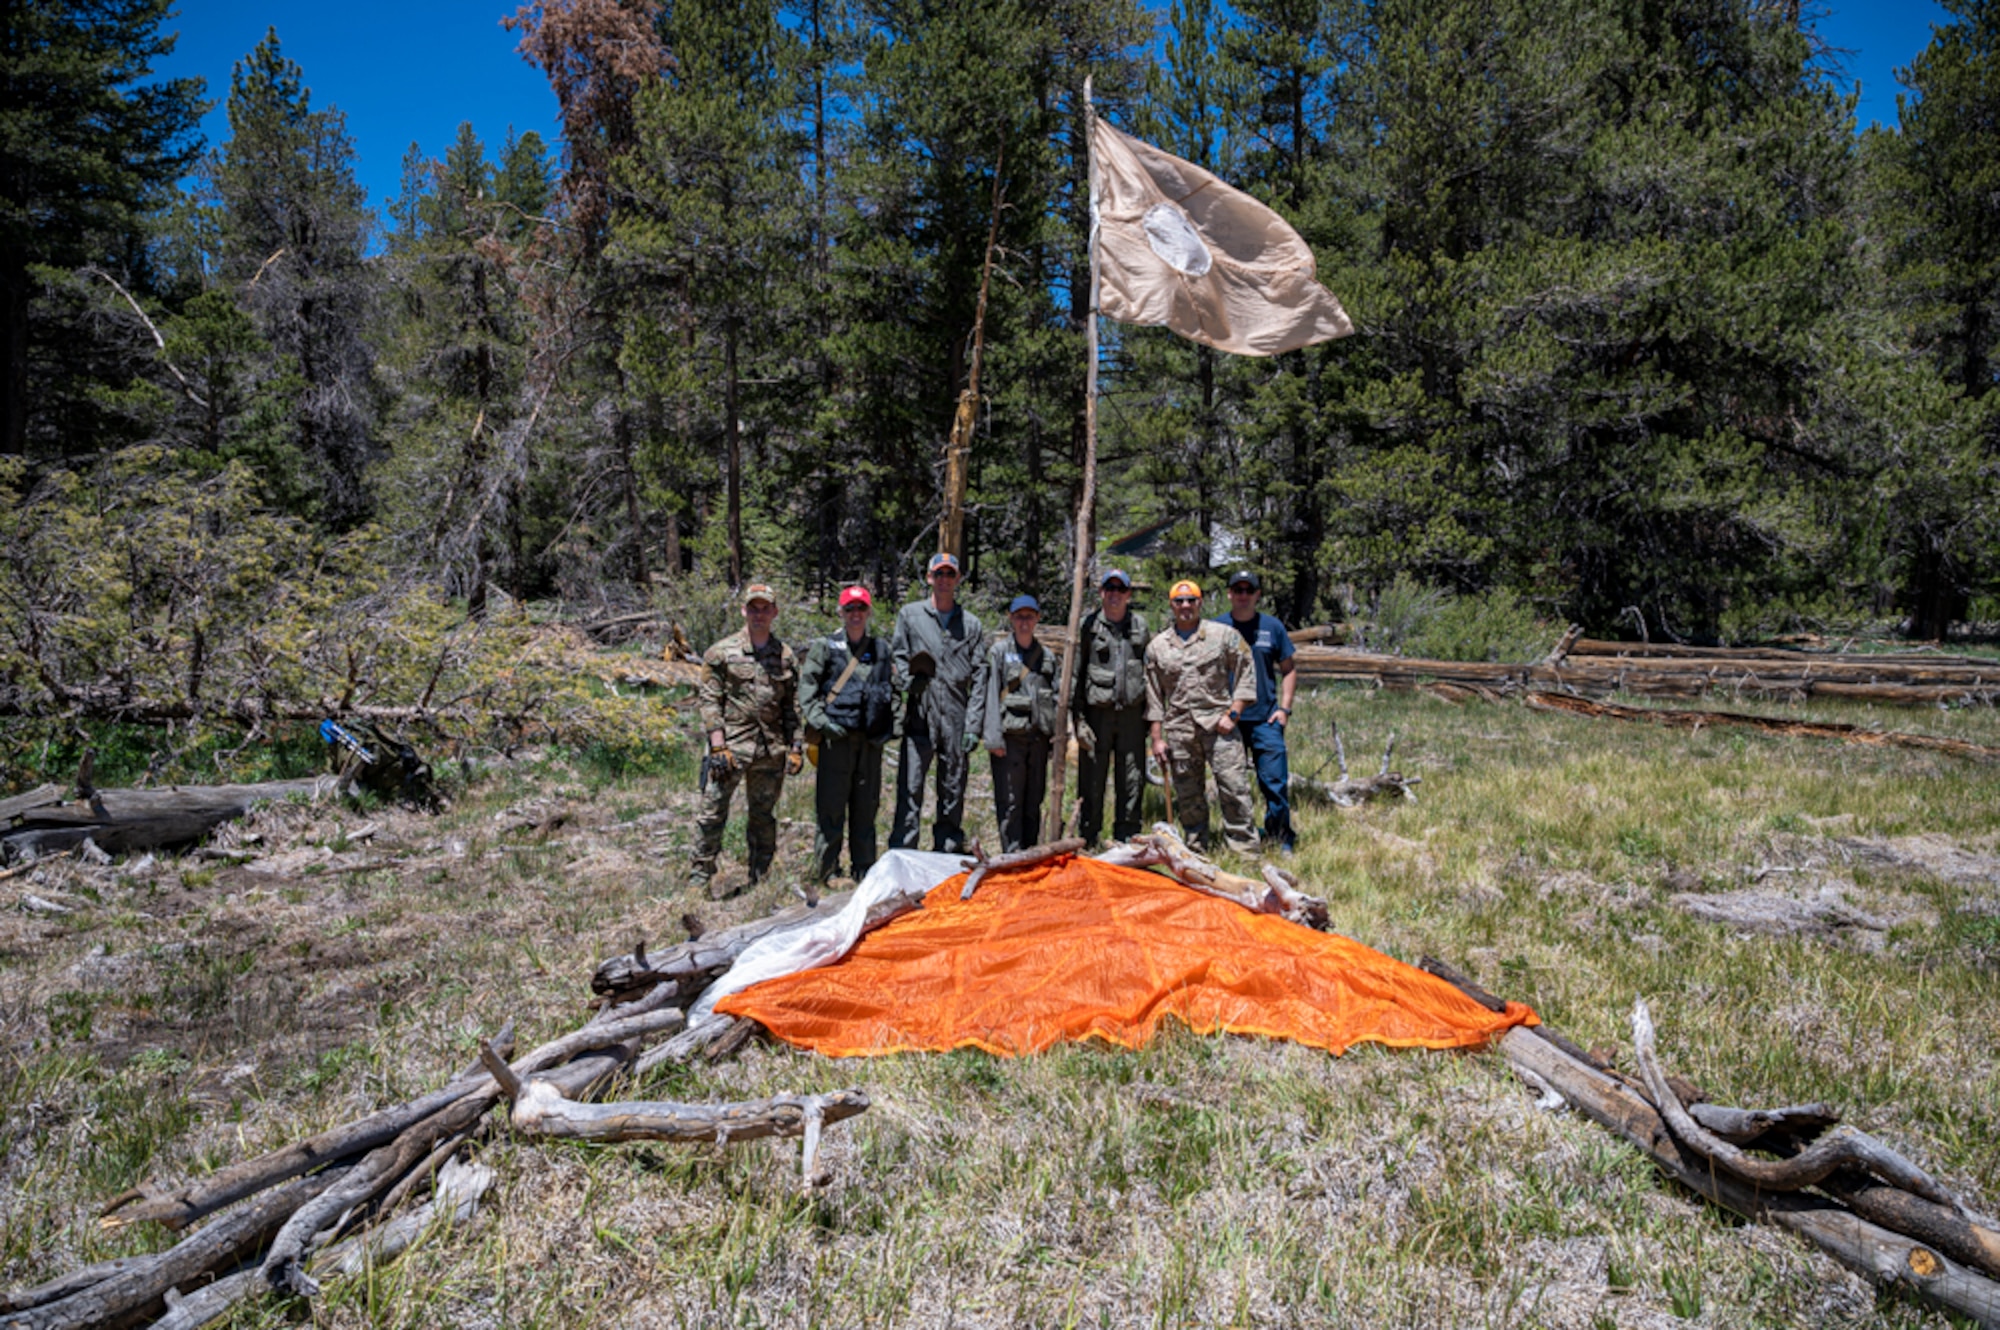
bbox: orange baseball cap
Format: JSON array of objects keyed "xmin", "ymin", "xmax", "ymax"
[{"xmin": 1169, "ymin": 580, "xmax": 1202, "ymax": 600}]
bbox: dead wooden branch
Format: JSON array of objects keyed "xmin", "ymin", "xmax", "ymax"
[
  {"xmin": 509, "ymin": 1080, "xmax": 869, "ymax": 1148},
  {"xmin": 1101, "ymin": 826, "xmax": 1329, "ymax": 929},
  {"xmin": 1296, "ymin": 722, "xmax": 1421, "ymax": 806},
  {"xmin": 960, "ymin": 838, "xmax": 1086, "ymax": 899},
  {"xmin": 1821, "ymin": 1173, "xmax": 2000, "ymax": 1282},
  {"xmin": 1631, "ymin": 999, "xmax": 1959, "ymax": 1207},
  {"xmin": 103, "ymin": 1026, "xmax": 517, "ymax": 1231},
  {"xmin": 1683, "ymin": 1101, "xmax": 1841, "ymax": 1145},
  {"xmin": 1525, "ymin": 690, "xmax": 2000, "ymax": 762}
]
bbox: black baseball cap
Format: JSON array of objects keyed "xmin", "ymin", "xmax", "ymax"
[{"xmin": 1227, "ymin": 570, "xmax": 1261, "ymax": 591}]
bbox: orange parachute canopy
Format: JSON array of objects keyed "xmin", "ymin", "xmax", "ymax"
[{"xmin": 717, "ymin": 855, "xmax": 1536, "ymax": 1058}]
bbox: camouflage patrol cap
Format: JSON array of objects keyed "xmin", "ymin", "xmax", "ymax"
[{"xmin": 741, "ymin": 583, "xmax": 778, "ymax": 607}]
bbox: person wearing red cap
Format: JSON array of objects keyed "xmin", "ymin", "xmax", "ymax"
[{"xmin": 800, "ymin": 585, "xmax": 894, "ymax": 883}]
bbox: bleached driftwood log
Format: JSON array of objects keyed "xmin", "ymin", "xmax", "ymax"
[{"xmin": 1100, "ymin": 825, "xmax": 1329, "ymax": 929}]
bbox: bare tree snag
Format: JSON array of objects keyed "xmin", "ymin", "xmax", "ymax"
[
  {"xmin": 960, "ymin": 838, "xmax": 1086, "ymax": 899},
  {"xmin": 1631, "ymin": 999, "xmax": 1959, "ymax": 1207}
]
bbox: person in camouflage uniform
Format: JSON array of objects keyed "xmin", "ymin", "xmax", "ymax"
[
  {"xmin": 1145, "ymin": 579, "xmax": 1260, "ymax": 856},
  {"xmin": 799, "ymin": 584, "xmax": 892, "ymax": 883},
  {"xmin": 690, "ymin": 583, "xmax": 803, "ymax": 896},
  {"xmin": 1070, "ymin": 568, "xmax": 1150, "ymax": 846}
]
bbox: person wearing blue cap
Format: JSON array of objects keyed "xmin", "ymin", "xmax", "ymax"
[{"xmin": 966, "ymin": 594, "xmax": 1059, "ymax": 851}]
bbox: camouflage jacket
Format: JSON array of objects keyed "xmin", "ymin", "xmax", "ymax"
[
  {"xmin": 1144, "ymin": 621, "xmax": 1257, "ymax": 740},
  {"xmin": 699, "ymin": 629, "xmax": 800, "ymax": 760}
]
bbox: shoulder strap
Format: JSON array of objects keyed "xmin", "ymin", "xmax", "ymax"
[{"xmin": 826, "ymin": 644, "xmax": 863, "ymax": 700}]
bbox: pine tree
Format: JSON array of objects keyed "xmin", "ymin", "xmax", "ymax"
[
  {"xmin": 0, "ymin": 0, "xmax": 205, "ymax": 454},
  {"xmin": 203, "ymin": 29, "xmax": 378, "ymax": 527},
  {"xmin": 1863, "ymin": 0, "xmax": 2000, "ymax": 635}
]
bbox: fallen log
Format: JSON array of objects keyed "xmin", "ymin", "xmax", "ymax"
[
  {"xmin": 508, "ymin": 1075, "xmax": 868, "ymax": 1177},
  {"xmin": 1500, "ymin": 1027, "xmax": 2000, "ymax": 1327},
  {"xmin": 4, "ymin": 1169, "xmax": 347, "ymax": 1330},
  {"xmin": 4, "ymin": 778, "xmax": 347, "ymax": 861},
  {"xmin": 1524, "ymin": 691, "xmax": 2000, "ymax": 762},
  {"xmin": 594, "ymin": 877, "xmax": 934, "ymax": 1001},
  {"xmin": 104, "ymin": 1025, "xmax": 518, "ymax": 1231},
  {"xmin": 1820, "ymin": 1172, "xmax": 2000, "ymax": 1283},
  {"xmin": 1631, "ymin": 999, "xmax": 1958, "ymax": 1207}
]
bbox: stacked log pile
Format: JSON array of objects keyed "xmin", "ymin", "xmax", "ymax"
[
  {"xmin": 1288, "ymin": 635, "xmax": 2000, "ymax": 707},
  {"xmin": 1423, "ymin": 960, "xmax": 2000, "ymax": 1327}
]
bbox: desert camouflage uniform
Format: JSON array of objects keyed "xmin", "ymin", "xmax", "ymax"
[
  {"xmin": 1144, "ymin": 621, "xmax": 1259, "ymax": 855},
  {"xmin": 691, "ymin": 629, "xmax": 799, "ymax": 884}
]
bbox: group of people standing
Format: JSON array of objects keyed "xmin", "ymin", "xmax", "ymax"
[{"xmin": 687, "ymin": 554, "xmax": 1299, "ymax": 898}]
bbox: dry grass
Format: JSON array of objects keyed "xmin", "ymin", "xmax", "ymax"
[{"xmin": 3, "ymin": 685, "xmax": 1998, "ymax": 1328}]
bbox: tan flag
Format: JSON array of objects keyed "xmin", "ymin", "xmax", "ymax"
[{"xmin": 1091, "ymin": 117, "xmax": 1353, "ymax": 356}]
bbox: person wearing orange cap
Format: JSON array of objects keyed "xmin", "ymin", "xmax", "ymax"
[
  {"xmin": 1144, "ymin": 579, "xmax": 1259, "ymax": 856},
  {"xmin": 690, "ymin": 582, "xmax": 802, "ymax": 897},
  {"xmin": 800, "ymin": 585, "xmax": 894, "ymax": 884}
]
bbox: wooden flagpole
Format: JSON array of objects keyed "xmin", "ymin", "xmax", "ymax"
[{"xmin": 1043, "ymin": 75, "xmax": 1100, "ymax": 843}]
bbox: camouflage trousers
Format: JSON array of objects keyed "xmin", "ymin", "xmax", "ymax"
[
  {"xmin": 1164, "ymin": 726, "xmax": 1259, "ymax": 857},
  {"xmin": 690, "ymin": 756, "xmax": 786, "ymax": 881}
]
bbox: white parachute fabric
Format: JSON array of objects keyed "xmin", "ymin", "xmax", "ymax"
[{"xmin": 688, "ymin": 849, "xmax": 964, "ymax": 1026}]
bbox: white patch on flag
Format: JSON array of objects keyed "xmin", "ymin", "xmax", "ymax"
[{"xmin": 1142, "ymin": 202, "xmax": 1213, "ymax": 277}]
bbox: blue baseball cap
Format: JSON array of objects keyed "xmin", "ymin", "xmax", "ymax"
[
  {"xmin": 1008, "ymin": 595, "xmax": 1041, "ymax": 615},
  {"xmin": 1100, "ymin": 569, "xmax": 1132, "ymax": 589},
  {"xmin": 927, "ymin": 552, "xmax": 961, "ymax": 575}
]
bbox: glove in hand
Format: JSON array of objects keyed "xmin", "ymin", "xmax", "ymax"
[
  {"xmin": 786, "ymin": 748, "xmax": 805, "ymax": 776},
  {"xmin": 1075, "ymin": 721, "xmax": 1096, "ymax": 757},
  {"xmin": 710, "ymin": 745, "xmax": 737, "ymax": 775},
  {"xmin": 961, "ymin": 731, "xmax": 981, "ymax": 754},
  {"xmin": 821, "ymin": 720, "xmax": 847, "ymax": 741}
]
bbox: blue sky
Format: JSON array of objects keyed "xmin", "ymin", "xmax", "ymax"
[{"xmin": 155, "ymin": 0, "xmax": 1950, "ymax": 217}]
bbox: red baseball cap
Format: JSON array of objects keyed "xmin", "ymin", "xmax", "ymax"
[{"xmin": 838, "ymin": 585, "xmax": 872, "ymax": 609}]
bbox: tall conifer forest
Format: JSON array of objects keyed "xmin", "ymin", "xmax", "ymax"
[{"xmin": 4, "ymin": 0, "xmax": 2000, "ymax": 742}]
